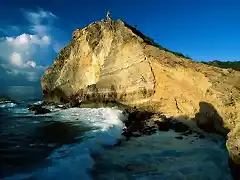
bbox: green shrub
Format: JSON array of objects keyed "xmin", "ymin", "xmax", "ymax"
[
  {"xmin": 129, "ymin": 25, "xmax": 192, "ymax": 59},
  {"xmin": 203, "ymin": 60, "xmax": 240, "ymax": 71}
]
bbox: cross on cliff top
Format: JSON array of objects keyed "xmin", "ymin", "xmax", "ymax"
[{"xmin": 106, "ymin": 10, "xmax": 111, "ymax": 21}]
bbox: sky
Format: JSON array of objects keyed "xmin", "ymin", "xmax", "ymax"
[{"xmin": 0, "ymin": 0, "xmax": 239, "ymax": 86}]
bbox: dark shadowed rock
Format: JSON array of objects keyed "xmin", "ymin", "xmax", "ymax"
[
  {"xmin": 175, "ymin": 136, "xmax": 184, "ymax": 140},
  {"xmin": 28, "ymin": 104, "xmax": 51, "ymax": 115},
  {"xmin": 181, "ymin": 130, "xmax": 193, "ymax": 136},
  {"xmin": 154, "ymin": 121, "xmax": 171, "ymax": 131},
  {"xmin": 228, "ymin": 158, "xmax": 240, "ymax": 180},
  {"xmin": 194, "ymin": 102, "xmax": 230, "ymax": 135},
  {"xmin": 171, "ymin": 120, "xmax": 190, "ymax": 133}
]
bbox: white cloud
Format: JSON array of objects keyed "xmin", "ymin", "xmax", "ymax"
[
  {"xmin": 24, "ymin": 9, "xmax": 58, "ymax": 37},
  {"xmin": 9, "ymin": 51, "xmax": 37, "ymax": 68},
  {"xmin": 25, "ymin": 9, "xmax": 57, "ymax": 25},
  {"xmin": 6, "ymin": 33, "xmax": 51, "ymax": 46},
  {"xmin": 10, "ymin": 52, "xmax": 22, "ymax": 66},
  {"xmin": 26, "ymin": 60, "xmax": 36, "ymax": 68},
  {"xmin": 2, "ymin": 32, "xmax": 51, "ymax": 69},
  {"xmin": 0, "ymin": 9, "xmax": 59, "ymax": 83},
  {"xmin": 24, "ymin": 9, "xmax": 67, "ymax": 53}
]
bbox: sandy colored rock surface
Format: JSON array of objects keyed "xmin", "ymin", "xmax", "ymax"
[{"xmin": 41, "ymin": 19, "xmax": 240, "ymax": 165}]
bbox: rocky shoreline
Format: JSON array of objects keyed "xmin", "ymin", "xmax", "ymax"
[
  {"xmin": 28, "ymin": 101, "xmax": 239, "ymax": 179},
  {"xmin": 38, "ymin": 17, "xmax": 240, "ymax": 180}
]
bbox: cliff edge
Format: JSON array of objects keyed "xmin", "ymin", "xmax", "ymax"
[{"xmin": 41, "ymin": 19, "xmax": 240, "ymax": 166}]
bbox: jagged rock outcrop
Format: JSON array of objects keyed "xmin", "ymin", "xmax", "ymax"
[{"xmin": 41, "ymin": 19, "xmax": 240, "ymax": 167}]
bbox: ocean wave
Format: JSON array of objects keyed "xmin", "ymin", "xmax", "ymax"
[
  {"xmin": 3, "ymin": 108, "xmax": 126, "ymax": 180},
  {"xmin": 0, "ymin": 102, "xmax": 16, "ymax": 108},
  {"xmin": 33, "ymin": 101, "xmax": 43, "ymax": 105}
]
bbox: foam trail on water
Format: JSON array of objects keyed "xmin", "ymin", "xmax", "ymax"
[
  {"xmin": 3, "ymin": 108, "xmax": 126, "ymax": 180},
  {"xmin": 33, "ymin": 101, "xmax": 43, "ymax": 105},
  {"xmin": 0, "ymin": 102, "xmax": 16, "ymax": 108}
]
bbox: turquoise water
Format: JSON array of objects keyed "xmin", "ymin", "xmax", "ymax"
[{"xmin": 0, "ymin": 86, "xmax": 232, "ymax": 180}]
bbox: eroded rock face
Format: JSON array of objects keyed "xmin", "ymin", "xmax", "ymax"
[
  {"xmin": 41, "ymin": 19, "xmax": 240, "ymax": 165},
  {"xmin": 227, "ymin": 124, "xmax": 240, "ymax": 163},
  {"xmin": 227, "ymin": 123, "xmax": 240, "ymax": 179}
]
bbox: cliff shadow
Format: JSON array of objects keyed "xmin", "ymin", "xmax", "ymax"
[
  {"xmin": 91, "ymin": 101, "xmax": 236, "ymax": 179},
  {"xmin": 193, "ymin": 101, "xmax": 230, "ymax": 136},
  {"xmin": 177, "ymin": 102, "xmax": 239, "ymax": 179}
]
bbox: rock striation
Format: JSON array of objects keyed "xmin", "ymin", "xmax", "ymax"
[{"xmin": 41, "ymin": 19, "xmax": 240, "ymax": 171}]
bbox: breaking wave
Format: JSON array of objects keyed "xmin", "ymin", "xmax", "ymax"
[{"xmin": 3, "ymin": 107, "xmax": 126, "ymax": 180}]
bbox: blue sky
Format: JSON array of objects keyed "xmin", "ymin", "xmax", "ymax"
[{"xmin": 0, "ymin": 0, "xmax": 240, "ymax": 85}]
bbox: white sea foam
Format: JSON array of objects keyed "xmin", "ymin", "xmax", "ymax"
[
  {"xmin": 2, "ymin": 107, "xmax": 232, "ymax": 180},
  {"xmin": 3, "ymin": 107, "xmax": 126, "ymax": 180},
  {"xmin": 31, "ymin": 100, "xmax": 44, "ymax": 105},
  {"xmin": 0, "ymin": 102, "xmax": 16, "ymax": 108}
]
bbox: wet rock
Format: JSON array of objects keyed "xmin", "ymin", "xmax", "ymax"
[
  {"xmin": 28, "ymin": 104, "xmax": 51, "ymax": 115},
  {"xmin": 171, "ymin": 121, "xmax": 190, "ymax": 133},
  {"xmin": 28, "ymin": 104, "xmax": 41, "ymax": 111},
  {"xmin": 175, "ymin": 136, "xmax": 183, "ymax": 140},
  {"xmin": 181, "ymin": 130, "xmax": 193, "ymax": 136},
  {"xmin": 132, "ymin": 131, "xmax": 141, "ymax": 137},
  {"xmin": 198, "ymin": 134, "xmax": 206, "ymax": 139},
  {"xmin": 121, "ymin": 110, "xmax": 156, "ymax": 139},
  {"xmin": 155, "ymin": 121, "xmax": 170, "ymax": 131},
  {"xmin": 141, "ymin": 125, "xmax": 158, "ymax": 135},
  {"xmin": 126, "ymin": 110, "xmax": 154, "ymax": 127},
  {"xmin": 121, "ymin": 130, "xmax": 132, "ymax": 140},
  {"xmin": 34, "ymin": 108, "xmax": 51, "ymax": 115},
  {"xmin": 228, "ymin": 158, "xmax": 240, "ymax": 180}
]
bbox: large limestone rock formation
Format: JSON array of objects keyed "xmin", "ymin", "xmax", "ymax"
[{"xmin": 41, "ymin": 19, "xmax": 240, "ymax": 165}]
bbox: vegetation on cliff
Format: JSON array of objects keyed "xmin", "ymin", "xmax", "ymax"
[
  {"xmin": 0, "ymin": 97, "xmax": 11, "ymax": 102},
  {"xmin": 125, "ymin": 22, "xmax": 192, "ymax": 59},
  {"xmin": 202, "ymin": 60, "xmax": 240, "ymax": 71}
]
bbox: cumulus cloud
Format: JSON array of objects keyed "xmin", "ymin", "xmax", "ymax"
[
  {"xmin": 6, "ymin": 33, "xmax": 50, "ymax": 46},
  {"xmin": 10, "ymin": 52, "xmax": 22, "ymax": 66},
  {"xmin": 0, "ymin": 32, "xmax": 51, "ymax": 69},
  {"xmin": 0, "ymin": 9, "xmax": 60, "ymax": 84}
]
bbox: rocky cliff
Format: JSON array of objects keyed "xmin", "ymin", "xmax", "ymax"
[{"xmin": 41, "ymin": 19, "xmax": 240, "ymax": 166}]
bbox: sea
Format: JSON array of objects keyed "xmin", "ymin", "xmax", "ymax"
[{"xmin": 0, "ymin": 86, "xmax": 233, "ymax": 180}]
